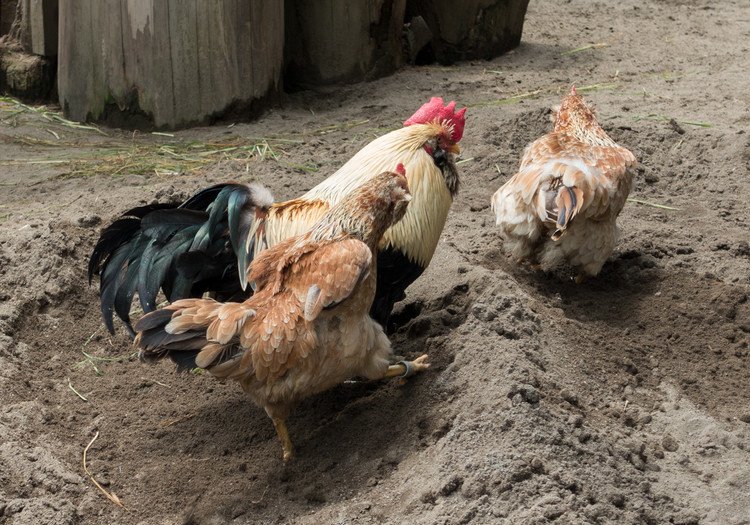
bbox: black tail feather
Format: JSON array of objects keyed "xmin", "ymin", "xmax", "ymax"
[
  {"xmin": 138, "ymin": 328, "xmax": 207, "ymax": 353},
  {"xmin": 89, "ymin": 183, "xmax": 273, "ymax": 335},
  {"xmin": 141, "ymin": 209, "xmax": 207, "ymax": 240},
  {"xmin": 98, "ymin": 242, "xmax": 134, "ymax": 335},
  {"xmin": 137, "ymin": 226, "xmax": 201, "ymax": 311},
  {"xmin": 168, "ymin": 351, "xmax": 202, "ymax": 373},
  {"xmin": 112, "ymin": 240, "xmax": 147, "ymax": 333},
  {"xmin": 87, "ymin": 204, "xmax": 173, "ymax": 284},
  {"xmin": 135, "ymin": 308, "xmax": 206, "ymax": 372},
  {"xmin": 190, "ymin": 184, "xmax": 247, "ymax": 252},
  {"xmin": 133, "ymin": 307, "xmax": 174, "ymax": 332},
  {"xmin": 180, "ymin": 184, "xmax": 230, "ymax": 210}
]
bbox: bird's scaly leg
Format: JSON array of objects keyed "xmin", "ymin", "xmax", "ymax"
[
  {"xmin": 271, "ymin": 417, "xmax": 294, "ymax": 462},
  {"xmin": 384, "ymin": 354, "xmax": 431, "ymax": 380}
]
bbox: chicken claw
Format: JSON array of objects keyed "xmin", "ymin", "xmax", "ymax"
[{"xmin": 385, "ymin": 354, "xmax": 431, "ymax": 380}]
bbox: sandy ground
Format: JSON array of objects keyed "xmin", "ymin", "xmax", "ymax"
[{"xmin": 1, "ymin": 0, "xmax": 749, "ymax": 523}]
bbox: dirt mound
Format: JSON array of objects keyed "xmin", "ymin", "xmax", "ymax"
[{"xmin": 1, "ymin": 0, "xmax": 749, "ymax": 523}]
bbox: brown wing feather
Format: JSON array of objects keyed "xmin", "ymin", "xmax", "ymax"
[
  {"xmin": 246, "ymin": 236, "xmax": 299, "ymax": 293},
  {"xmin": 299, "ymin": 239, "xmax": 372, "ymax": 321},
  {"xmin": 244, "ymin": 200, "xmax": 331, "ymax": 290},
  {"xmin": 243, "ymin": 237, "xmax": 373, "ymax": 382}
]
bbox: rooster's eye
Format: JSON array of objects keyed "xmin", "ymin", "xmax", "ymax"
[
  {"xmin": 432, "ymin": 147, "xmax": 448, "ymax": 169},
  {"xmin": 423, "ymin": 140, "xmax": 449, "ymax": 170}
]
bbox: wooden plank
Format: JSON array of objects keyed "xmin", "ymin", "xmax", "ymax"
[
  {"xmin": 2, "ymin": 0, "xmax": 58, "ymax": 56},
  {"xmin": 57, "ymin": 0, "xmax": 94, "ymax": 116},
  {"xmin": 406, "ymin": 0, "xmax": 530, "ymax": 64},
  {"xmin": 166, "ymin": 0, "xmax": 199, "ymax": 125},
  {"xmin": 29, "ymin": 0, "xmax": 57, "ymax": 56},
  {"xmin": 285, "ymin": 0, "xmax": 406, "ymax": 88},
  {"xmin": 58, "ymin": 0, "xmax": 283, "ymax": 128}
]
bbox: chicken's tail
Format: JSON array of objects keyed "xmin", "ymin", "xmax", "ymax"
[
  {"xmin": 88, "ymin": 183, "xmax": 273, "ymax": 336},
  {"xmin": 515, "ymin": 159, "xmax": 590, "ymax": 240},
  {"xmin": 492, "ymin": 159, "xmax": 591, "ymax": 246},
  {"xmin": 134, "ymin": 298, "xmax": 254, "ymax": 372},
  {"xmin": 549, "ymin": 185, "xmax": 585, "ymax": 241}
]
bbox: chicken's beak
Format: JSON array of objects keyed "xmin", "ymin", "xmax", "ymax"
[{"xmin": 445, "ymin": 143, "xmax": 461, "ymax": 155}]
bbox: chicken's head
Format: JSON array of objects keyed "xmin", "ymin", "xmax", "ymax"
[
  {"xmin": 553, "ymin": 86, "xmax": 606, "ymax": 141},
  {"xmin": 335, "ymin": 166, "xmax": 412, "ymax": 244},
  {"xmin": 404, "ymin": 97, "xmax": 466, "ymax": 148},
  {"xmin": 367, "ymin": 165, "xmax": 411, "ymax": 230},
  {"xmin": 403, "ymin": 97, "xmax": 467, "ymax": 196}
]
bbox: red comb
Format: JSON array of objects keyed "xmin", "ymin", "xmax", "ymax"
[
  {"xmin": 395, "ymin": 163, "xmax": 406, "ymax": 176},
  {"xmin": 403, "ymin": 97, "xmax": 467, "ymax": 143},
  {"xmin": 571, "ymin": 85, "xmax": 577, "ymax": 95}
]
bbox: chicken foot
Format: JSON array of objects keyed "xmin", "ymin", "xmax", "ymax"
[
  {"xmin": 384, "ymin": 354, "xmax": 431, "ymax": 379},
  {"xmin": 271, "ymin": 417, "xmax": 294, "ymax": 462},
  {"xmin": 266, "ymin": 355, "xmax": 430, "ymax": 462}
]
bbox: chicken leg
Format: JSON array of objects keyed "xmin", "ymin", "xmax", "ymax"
[
  {"xmin": 384, "ymin": 354, "xmax": 431, "ymax": 379},
  {"xmin": 265, "ymin": 355, "xmax": 430, "ymax": 462},
  {"xmin": 271, "ymin": 417, "xmax": 294, "ymax": 462}
]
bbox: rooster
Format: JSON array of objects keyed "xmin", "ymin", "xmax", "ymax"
[
  {"xmin": 89, "ymin": 97, "xmax": 466, "ymax": 334},
  {"xmin": 491, "ymin": 87, "xmax": 637, "ymax": 281},
  {"xmin": 135, "ymin": 169, "xmax": 430, "ymax": 461}
]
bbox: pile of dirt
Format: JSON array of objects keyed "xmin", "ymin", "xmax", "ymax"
[{"xmin": 0, "ymin": 0, "xmax": 748, "ymax": 523}]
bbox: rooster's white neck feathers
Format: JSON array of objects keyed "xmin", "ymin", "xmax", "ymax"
[{"xmin": 303, "ymin": 124, "xmax": 453, "ymax": 267}]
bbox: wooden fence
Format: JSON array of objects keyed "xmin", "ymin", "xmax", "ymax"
[{"xmin": 0, "ymin": 0, "xmax": 529, "ymax": 129}]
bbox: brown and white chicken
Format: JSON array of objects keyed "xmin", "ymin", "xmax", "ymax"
[
  {"xmin": 491, "ymin": 87, "xmax": 637, "ymax": 281},
  {"xmin": 134, "ymin": 168, "xmax": 430, "ymax": 461}
]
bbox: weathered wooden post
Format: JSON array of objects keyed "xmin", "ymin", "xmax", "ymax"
[
  {"xmin": 284, "ymin": 0, "xmax": 407, "ymax": 88},
  {"xmin": 0, "ymin": 0, "xmax": 57, "ymax": 99},
  {"xmin": 23, "ymin": 0, "xmax": 58, "ymax": 55},
  {"xmin": 406, "ymin": 0, "xmax": 530, "ymax": 64},
  {"xmin": 57, "ymin": 0, "xmax": 284, "ymax": 129},
  {"xmin": 0, "ymin": 1, "xmax": 16, "ymax": 36}
]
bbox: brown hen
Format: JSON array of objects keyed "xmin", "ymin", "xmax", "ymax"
[
  {"xmin": 491, "ymin": 87, "xmax": 637, "ymax": 280},
  {"xmin": 134, "ymin": 168, "xmax": 430, "ymax": 461}
]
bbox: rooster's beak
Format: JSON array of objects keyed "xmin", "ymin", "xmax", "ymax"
[{"xmin": 446, "ymin": 143, "xmax": 461, "ymax": 155}]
